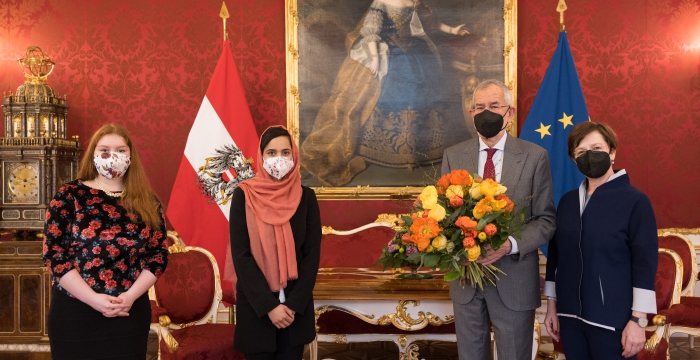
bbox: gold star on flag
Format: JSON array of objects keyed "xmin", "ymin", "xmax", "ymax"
[
  {"xmin": 535, "ymin": 123, "xmax": 552, "ymax": 139},
  {"xmin": 558, "ymin": 113, "xmax": 574, "ymax": 128}
]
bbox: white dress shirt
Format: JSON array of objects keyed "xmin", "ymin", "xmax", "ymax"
[{"xmin": 477, "ymin": 135, "xmax": 519, "ymax": 255}]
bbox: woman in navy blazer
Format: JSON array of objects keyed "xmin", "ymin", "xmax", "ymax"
[{"xmin": 544, "ymin": 122, "xmax": 658, "ymax": 360}]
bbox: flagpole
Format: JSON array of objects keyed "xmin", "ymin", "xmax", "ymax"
[
  {"xmin": 220, "ymin": 2, "xmax": 229, "ymax": 41},
  {"xmin": 557, "ymin": 0, "xmax": 567, "ymax": 32}
]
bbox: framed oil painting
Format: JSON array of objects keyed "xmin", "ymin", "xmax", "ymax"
[{"xmin": 286, "ymin": 0, "xmax": 517, "ymax": 199}]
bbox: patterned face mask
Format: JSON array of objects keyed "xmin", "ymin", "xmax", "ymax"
[
  {"xmin": 93, "ymin": 152, "xmax": 131, "ymax": 179},
  {"xmin": 262, "ymin": 156, "xmax": 295, "ymax": 180}
]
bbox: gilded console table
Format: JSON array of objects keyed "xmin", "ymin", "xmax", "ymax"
[{"xmin": 312, "ymin": 267, "xmax": 541, "ymax": 360}]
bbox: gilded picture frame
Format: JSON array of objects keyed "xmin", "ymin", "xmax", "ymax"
[{"xmin": 286, "ymin": 0, "xmax": 517, "ymax": 199}]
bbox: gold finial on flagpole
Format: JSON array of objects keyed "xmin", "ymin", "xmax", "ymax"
[
  {"xmin": 220, "ymin": 2, "xmax": 230, "ymax": 41},
  {"xmin": 557, "ymin": 0, "xmax": 568, "ymax": 31}
]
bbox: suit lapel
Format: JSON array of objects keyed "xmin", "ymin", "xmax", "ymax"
[
  {"xmin": 462, "ymin": 140, "xmax": 480, "ymax": 175},
  {"xmin": 502, "ymin": 135, "xmax": 525, "ymax": 196}
]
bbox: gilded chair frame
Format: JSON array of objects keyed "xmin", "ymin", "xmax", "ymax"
[
  {"xmin": 643, "ymin": 248, "xmax": 683, "ymax": 359},
  {"xmin": 658, "ymin": 229, "xmax": 699, "ymax": 296},
  {"xmin": 148, "ymin": 232, "xmax": 225, "ymax": 357}
]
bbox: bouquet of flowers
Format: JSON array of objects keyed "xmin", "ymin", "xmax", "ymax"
[{"xmin": 375, "ymin": 170, "xmax": 525, "ymax": 289}]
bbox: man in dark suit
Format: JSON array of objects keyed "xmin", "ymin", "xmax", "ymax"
[{"xmin": 442, "ymin": 79, "xmax": 556, "ymax": 360}]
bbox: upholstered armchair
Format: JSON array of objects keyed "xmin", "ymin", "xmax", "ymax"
[
  {"xmin": 149, "ymin": 233, "xmax": 243, "ymax": 360},
  {"xmin": 638, "ymin": 248, "xmax": 684, "ymax": 360}
]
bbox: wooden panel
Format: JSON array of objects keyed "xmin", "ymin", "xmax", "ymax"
[
  {"xmin": 19, "ymin": 275, "xmax": 41, "ymax": 332},
  {"xmin": 16, "ymin": 244, "xmax": 42, "ymax": 256},
  {"xmin": 0, "ymin": 275, "xmax": 15, "ymax": 333}
]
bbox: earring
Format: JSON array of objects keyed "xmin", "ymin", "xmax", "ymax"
[{"xmin": 611, "ymin": 160, "xmax": 615, "ymax": 164}]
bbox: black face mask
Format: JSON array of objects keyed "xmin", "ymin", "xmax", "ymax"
[
  {"xmin": 575, "ymin": 150, "xmax": 611, "ymax": 178},
  {"xmin": 474, "ymin": 107, "xmax": 509, "ymax": 139}
]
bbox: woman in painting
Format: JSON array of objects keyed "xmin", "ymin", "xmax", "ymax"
[{"xmin": 301, "ymin": 0, "xmax": 469, "ymax": 186}]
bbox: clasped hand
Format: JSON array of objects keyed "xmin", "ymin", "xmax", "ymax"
[
  {"xmin": 268, "ymin": 304, "xmax": 295, "ymax": 329},
  {"xmin": 89, "ymin": 292, "xmax": 135, "ymax": 317}
]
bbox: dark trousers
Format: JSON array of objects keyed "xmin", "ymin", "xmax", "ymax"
[
  {"xmin": 244, "ymin": 326, "xmax": 305, "ymax": 360},
  {"xmin": 559, "ymin": 316, "xmax": 635, "ymax": 360}
]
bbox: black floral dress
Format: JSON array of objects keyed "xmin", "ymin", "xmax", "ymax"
[
  {"xmin": 43, "ymin": 179, "xmax": 168, "ymax": 296},
  {"xmin": 43, "ymin": 179, "xmax": 169, "ymax": 359}
]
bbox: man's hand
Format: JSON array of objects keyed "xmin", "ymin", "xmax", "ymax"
[
  {"xmin": 621, "ymin": 312, "xmax": 647, "ymax": 358},
  {"xmin": 475, "ymin": 240, "xmax": 512, "ymax": 265},
  {"xmin": 268, "ymin": 305, "xmax": 295, "ymax": 329}
]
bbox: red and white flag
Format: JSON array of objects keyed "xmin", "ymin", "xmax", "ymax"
[{"xmin": 167, "ymin": 41, "xmax": 259, "ymax": 291}]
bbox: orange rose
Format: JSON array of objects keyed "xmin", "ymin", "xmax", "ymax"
[
  {"xmin": 449, "ymin": 195, "xmax": 464, "ymax": 208},
  {"xmin": 473, "ymin": 199, "xmax": 492, "ymax": 219},
  {"xmin": 455, "ymin": 216, "xmax": 478, "ymax": 233},
  {"xmin": 408, "ymin": 217, "xmax": 443, "ymax": 251},
  {"xmin": 450, "ymin": 170, "xmax": 473, "ymax": 186},
  {"xmin": 436, "ymin": 173, "xmax": 452, "ymax": 194},
  {"xmin": 462, "ymin": 236, "xmax": 476, "ymax": 248},
  {"xmin": 496, "ymin": 194, "xmax": 515, "ymax": 213},
  {"xmin": 484, "ymin": 223, "xmax": 497, "ymax": 236},
  {"xmin": 401, "ymin": 233, "xmax": 411, "ymax": 244}
]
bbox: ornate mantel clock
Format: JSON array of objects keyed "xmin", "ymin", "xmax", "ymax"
[{"xmin": 0, "ymin": 46, "xmax": 80, "ymax": 230}]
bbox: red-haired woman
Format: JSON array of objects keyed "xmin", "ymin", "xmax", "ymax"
[{"xmin": 43, "ymin": 123, "xmax": 169, "ymax": 359}]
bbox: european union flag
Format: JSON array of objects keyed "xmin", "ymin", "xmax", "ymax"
[{"xmin": 520, "ymin": 31, "xmax": 589, "ymax": 256}]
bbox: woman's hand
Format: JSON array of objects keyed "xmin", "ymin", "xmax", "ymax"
[
  {"xmin": 370, "ymin": 56, "xmax": 380, "ymax": 77},
  {"xmin": 621, "ymin": 312, "xmax": 647, "ymax": 358},
  {"xmin": 111, "ymin": 291, "xmax": 137, "ymax": 317},
  {"xmin": 452, "ymin": 24, "xmax": 469, "ymax": 36},
  {"xmin": 85, "ymin": 293, "xmax": 123, "ymax": 317},
  {"xmin": 268, "ymin": 304, "xmax": 295, "ymax": 329},
  {"xmin": 544, "ymin": 299, "xmax": 560, "ymax": 342}
]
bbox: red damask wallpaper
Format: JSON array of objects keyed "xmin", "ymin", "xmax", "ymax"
[{"xmin": 1, "ymin": 0, "xmax": 698, "ymax": 228}]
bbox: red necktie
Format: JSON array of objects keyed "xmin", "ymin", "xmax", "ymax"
[{"xmin": 484, "ymin": 148, "xmax": 497, "ymax": 180}]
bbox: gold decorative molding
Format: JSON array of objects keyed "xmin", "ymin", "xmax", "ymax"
[
  {"xmin": 288, "ymin": 43, "xmax": 299, "ymax": 60},
  {"xmin": 400, "ymin": 344, "xmax": 420, "ymax": 360},
  {"xmin": 331, "ymin": 334, "xmax": 348, "ymax": 344},
  {"xmin": 658, "ymin": 228, "xmax": 700, "ymax": 236},
  {"xmin": 398, "ymin": 334, "xmax": 408, "ymax": 347},
  {"xmin": 376, "ymin": 300, "xmax": 453, "ymax": 331},
  {"xmin": 321, "ymin": 213, "xmax": 405, "ymax": 235}
]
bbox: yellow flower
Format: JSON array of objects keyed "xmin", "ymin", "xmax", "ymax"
[
  {"xmin": 420, "ymin": 186, "xmax": 439, "ymax": 210},
  {"xmin": 479, "ymin": 179, "xmax": 500, "ymax": 197},
  {"xmin": 468, "ymin": 184, "xmax": 483, "ymax": 200},
  {"xmin": 478, "ymin": 232, "xmax": 487, "ymax": 241},
  {"xmin": 473, "ymin": 199, "xmax": 491, "ymax": 219},
  {"xmin": 491, "ymin": 197, "xmax": 508, "ymax": 211},
  {"xmin": 426, "ymin": 245, "xmax": 435, "ymax": 253},
  {"xmin": 427, "ymin": 204, "xmax": 447, "ymax": 221},
  {"xmin": 495, "ymin": 184, "xmax": 507, "ymax": 196},
  {"xmin": 466, "ymin": 246, "xmax": 481, "ymax": 262},
  {"xmin": 445, "ymin": 185, "xmax": 464, "ymax": 199},
  {"xmin": 432, "ymin": 234, "xmax": 447, "ymax": 251}
]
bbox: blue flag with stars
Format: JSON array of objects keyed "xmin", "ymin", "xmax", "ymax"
[{"xmin": 520, "ymin": 31, "xmax": 588, "ymax": 256}]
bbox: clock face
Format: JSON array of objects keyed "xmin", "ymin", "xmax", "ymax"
[{"xmin": 7, "ymin": 163, "xmax": 40, "ymax": 204}]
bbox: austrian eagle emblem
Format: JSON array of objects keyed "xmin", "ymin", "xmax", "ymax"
[{"xmin": 196, "ymin": 144, "xmax": 255, "ymax": 205}]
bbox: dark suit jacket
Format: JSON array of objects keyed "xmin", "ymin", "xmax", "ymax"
[
  {"xmin": 442, "ymin": 134, "xmax": 556, "ymax": 311},
  {"xmin": 229, "ymin": 186, "xmax": 322, "ymax": 353}
]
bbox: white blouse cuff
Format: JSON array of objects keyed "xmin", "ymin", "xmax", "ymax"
[{"xmin": 632, "ymin": 287, "xmax": 656, "ymax": 314}]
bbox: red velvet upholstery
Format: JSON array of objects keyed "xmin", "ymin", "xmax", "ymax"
[
  {"xmin": 655, "ymin": 251, "xmax": 677, "ymax": 311},
  {"xmin": 151, "ymin": 301, "xmax": 168, "ymax": 323},
  {"xmin": 160, "ymin": 324, "xmax": 242, "ymax": 360},
  {"xmin": 671, "ymin": 297, "xmax": 700, "ymax": 327},
  {"xmin": 222, "ymin": 289, "xmax": 236, "ymax": 307},
  {"xmin": 320, "ymin": 227, "xmax": 396, "ymax": 268},
  {"xmin": 154, "ymin": 250, "xmax": 215, "ymax": 324},
  {"xmin": 317, "ymin": 310, "xmax": 455, "ymax": 334},
  {"xmin": 659, "ymin": 235, "xmax": 693, "ymax": 290}
]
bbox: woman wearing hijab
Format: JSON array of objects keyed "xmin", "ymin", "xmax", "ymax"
[{"xmin": 230, "ymin": 126, "xmax": 322, "ymax": 359}]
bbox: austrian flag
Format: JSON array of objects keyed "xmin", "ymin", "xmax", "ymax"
[{"xmin": 167, "ymin": 41, "xmax": 259, "ymax": 290}]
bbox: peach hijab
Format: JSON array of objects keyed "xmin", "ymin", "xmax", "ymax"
[{"xmin": 237, "ymin": 126, "xmax": 302, "ymax": 292}]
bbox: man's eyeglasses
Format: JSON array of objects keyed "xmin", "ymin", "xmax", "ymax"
[{"xmin": 472, "ymin": 105, "xmax": 510, "ymax": 114}]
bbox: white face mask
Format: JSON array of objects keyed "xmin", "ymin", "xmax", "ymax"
[
  {"xmin": 94, "ymin": 152, "xmax": 131, "ymax": 179},
  {"xmin": 262, "ymin": 156, "xmax": 295, "ymax": 180}
]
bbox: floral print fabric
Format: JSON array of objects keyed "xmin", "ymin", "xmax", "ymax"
[{"xmin": 43, "ymin": 180, "xmax": 168, "ymax": 296}]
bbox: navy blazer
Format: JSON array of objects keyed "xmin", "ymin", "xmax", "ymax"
[{"xmin": 545, "ymin": 172, "xmax": 658, "ymax": 330}]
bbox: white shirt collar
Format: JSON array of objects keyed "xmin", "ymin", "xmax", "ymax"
[
  {"xmin": 578, "ymin": 169, "xmax": 627, "ymax": 214},
  {"xmin": 478, "ymin": 133, "xmax": 507, "ymax": 151}
]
